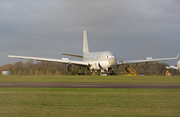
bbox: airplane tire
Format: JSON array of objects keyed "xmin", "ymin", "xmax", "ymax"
[{"xmin": 77, "ymin": 73, "xmax": 84, "ymax": 75}]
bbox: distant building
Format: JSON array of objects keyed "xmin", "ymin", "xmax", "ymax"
[{"xmin": 1, "ymin": 71, "xmax": 11, "ymax": 75}]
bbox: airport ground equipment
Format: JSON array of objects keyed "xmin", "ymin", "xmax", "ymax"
[
  {"xmin": 119, "ymin": 59, "xmax": 137, "ymax": 76},
  {"xmin": 1, "ymin": 71, "xmax": 11, "ymax": 75},
  {"xmin": 165, "ymin": 70, "xmax": 171, "ymax": 76}
]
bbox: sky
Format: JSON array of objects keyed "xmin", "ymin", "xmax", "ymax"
[{"xmin": 0, "ymin": 0, "xmax": 180, "ymax": 66}]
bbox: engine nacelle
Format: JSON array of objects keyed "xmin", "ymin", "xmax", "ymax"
[
  {"xmin": 89, "ymin": 60, "xmax": 115, "ymax": 70},
  {"xmin": 89, "ymin": 62, "xmax": 100, "ymax": 70},
  {"xmin": 66, "ymin": 64, "xmax": 73, "ymax": 72}
]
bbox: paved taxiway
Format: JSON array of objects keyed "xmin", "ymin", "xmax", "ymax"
[{"xmin": 0, "ymin": 82, "xmax": 180, "ymax": 89}]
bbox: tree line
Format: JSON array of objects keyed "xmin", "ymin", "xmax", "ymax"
[
  {"xmin": 0, "ymin": 60, "xmax": 178, "ymax": 75},
  {"xmin": 0, "ymin": 60, "xmax": 91, "ymax": 75}
]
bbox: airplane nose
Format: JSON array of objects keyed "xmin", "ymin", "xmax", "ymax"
[{"xmin": 108, "ymin": 58, "xmax": 116, "ymax": 65}]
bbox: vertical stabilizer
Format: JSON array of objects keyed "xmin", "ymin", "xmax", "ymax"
[{"xmin": 83, "ymin": 30, "xmax": 89, "ymax": 54}]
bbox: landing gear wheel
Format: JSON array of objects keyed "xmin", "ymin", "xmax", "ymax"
[{"xmin": 77, "ymin": 73, "xmax": 84, "ymax": 75}]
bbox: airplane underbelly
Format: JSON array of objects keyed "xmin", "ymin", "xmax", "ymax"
[{"xmin": 89, "ymin": 61, "xmax": 111, "ymax": 70}]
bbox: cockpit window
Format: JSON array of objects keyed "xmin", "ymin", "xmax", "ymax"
[{"xmin": 105, "ymin": 55, "xmax": 114, "ymax": 59}]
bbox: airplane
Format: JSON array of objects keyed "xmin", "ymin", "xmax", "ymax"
[
  {"xmin": 6, "ymin": 30, "xmax": 179, "ymax": 75},
  {"xmin": 166, "ymin": 60, "xmax": 180, "ymax": 71}
]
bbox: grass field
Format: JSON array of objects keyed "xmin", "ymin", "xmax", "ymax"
[
  {"xmin": 0, "ymin": 88, "xmax": 180, "ymax": 117},
  {"xmin": 0, "ymin": 75, "xmax": 180, "ymax": 83},
  {"xmin": 0, "ymin": 75, "xmax": 180, "ymax": 117}
]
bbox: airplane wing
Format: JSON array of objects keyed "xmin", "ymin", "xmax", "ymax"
[
  {"xmin": 117, "ymin": 54, "xmax": 179, "ymax": 65},
  {"xmin": 7, "ymin": 54, "xmax": 89, "ymax": 66}
]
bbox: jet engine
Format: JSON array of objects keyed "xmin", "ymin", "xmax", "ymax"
[{"xmin": 66, "ymin": 64, "xmax": 73, "ymax": 72}]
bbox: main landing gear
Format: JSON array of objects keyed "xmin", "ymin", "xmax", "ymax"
[
  {"xmin": 91, "ymin": 69, "xmax": 113, "ymax": 76},
  {"xmin": 77, "ymin": 67, "xmax": 84, "ymax": 75}
]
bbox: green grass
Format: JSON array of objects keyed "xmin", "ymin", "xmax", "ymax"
[
  {"xmin": 1, "ymin": 75, "xmax": 180, "ymax": 116},
  {"xmin": 0, "ymin": 88, "xmax": 180, "ymax": 117},
  {"xmin": 0, "ymin": 75, "xmax": 180, "ymax": 83}
]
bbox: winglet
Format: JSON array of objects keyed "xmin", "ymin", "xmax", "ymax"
[
  {"xmin": 4, "ymin": 52, "xmax": 8, "ymax": 56},
  {"xmin": 176, "ymin": 54, "xmax": 179, "ymax": 59}
]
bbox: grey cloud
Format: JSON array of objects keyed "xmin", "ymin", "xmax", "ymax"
[{"xmin": 0, "ymin": 0, "xmax": 180, "ymax": 66}]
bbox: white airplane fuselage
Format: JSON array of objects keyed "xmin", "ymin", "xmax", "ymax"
[{"xmin": 83, "ymin": 51, "xmax": 117, "ymax": 71}]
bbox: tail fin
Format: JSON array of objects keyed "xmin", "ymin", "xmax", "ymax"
[{"xmin": 83, "ymin": 30, "xmax": 89, "ymax": 54}]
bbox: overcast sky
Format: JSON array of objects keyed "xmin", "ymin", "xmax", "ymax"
[{"xmin": 0, "ymin": 0, "xmax": 180, "ymax": 66}]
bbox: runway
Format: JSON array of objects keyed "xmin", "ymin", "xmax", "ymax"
[{"xmin": 0, "ymin": 82, "xmax": 180, "ymax": 89}]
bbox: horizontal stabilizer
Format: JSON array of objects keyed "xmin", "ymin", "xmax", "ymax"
[{"xmin": 61, "ymin": 53, "xmax": 83, "ymax": 58}]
